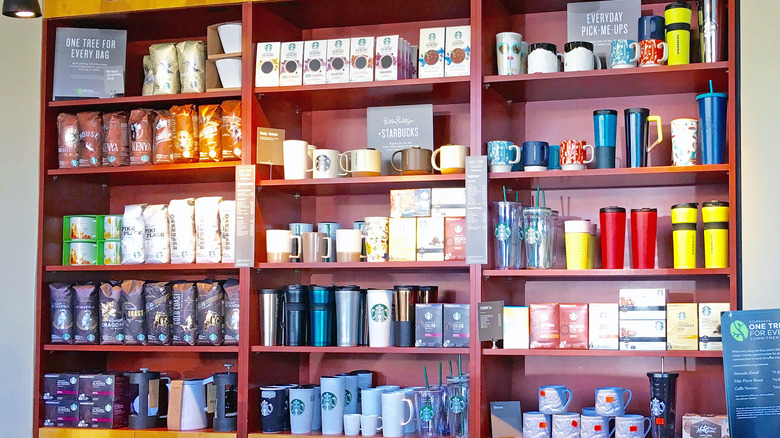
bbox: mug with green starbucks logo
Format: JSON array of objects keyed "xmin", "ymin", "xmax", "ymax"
[
  {"xmin": 366, "ymin": 289, "xmax": 393, "ymax": 347},
  {"xmin": 289, "ymin": 387, "xmax": 316, "ymax": 434}
]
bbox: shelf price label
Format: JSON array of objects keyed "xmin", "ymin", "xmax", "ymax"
[
  {"xmin": 234, "ymin": 165, "xmax": 256, "ymax": 267},
  {"xmin": 465, "ymin": 156, "xmax": 488, "ymax": 265}
]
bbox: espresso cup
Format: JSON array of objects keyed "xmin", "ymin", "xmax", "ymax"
[
  {"xmin": 336, "ymin": 229, "xmax": 366, "ymax": 262},
  {"xmin": 344, "ymin": 413, "xmax": 361, "ymax": 436},
  {"xmin": 539, "ymin": 385, "xmax": 573, "ymax": 415},
  {"xmin": 431, "ymin": 144, "xmax": 469, "ymax": 174},
  {"xmin": 560, "ymin": 140, "xmax": 595, "ymax": 170},
  {"xmin": 638, "ymin": 39, "xmax": 668, "ymax": 66},
  {"xmin": 610, "ymin": 39, "xmax": 639, "ymax": 68},
  {"xmin": 266, "ymin": 229, "xmax": 300, "ymax": 263},
  {"xmin": 488, "ymin": 140, "xmax": 521, "ymax": 172},
  {"xmin": 528, "ymin": 43, "xmax": 562, "ymax": 73},
  {"xmin": 615, "ymin": 414, "xmax": 650, "ymax": 438},
  {"xmin": 552, "ymin": 413, "xmax": 580, "ymax": 438},
  {"xmin": 361, "ymin": 414, "xmax": 383, "ymax": 437},
  {"xmin": 283, "ymin": 140, "xmax": 316, "ymax": 180},
  {"xmin": 391, "ymin": 146, "xmax": 433, "ymax": 175},
  {"xmin": 311, "ymin": 149, "xmax": 343, "ymax": 179},
  {"xmin": 299, "ymin": 231, "xmax": 332, "ymax": 263},
  {"xmin": 580, "ymin": 415, "xmax": 611, "ymax": 438},
  {"xmin": 523, "ymin": 411, "xmax": 552, "ymax": 438},
  {"xmin": 563, "ymin": 41, "xmax": 601, "ymax": 71},
  {"xmin": 522, "ymin": 141, "xmax": 549, "ymax": 171},
  {"xmin": 595, "ymin": 387, "xmax": 632, "ymax": 417},
  {"xmin": 341, "ymin": 148, "xmax": 382, "ymax": 177}
]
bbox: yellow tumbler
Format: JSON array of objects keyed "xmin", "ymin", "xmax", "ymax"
[
  {"xmin": 702, "ymin": 200, "xmax": 729, "ymax": 268},
  {"xmin": 665, "ymin": 2, "xmax": 692, "ymax": 65},
  {"xmin": 565, "ymin": 220, "xmax": 591, "ymax": 270},
  {"xmin": 671, "ymin": 202, "xmax": 698, "ymax": 269}
]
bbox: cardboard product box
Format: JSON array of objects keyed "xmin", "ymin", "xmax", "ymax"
[
  {"xmin": 418, "ymin": 27, "xmax": 445, "ymax": 78},
  {"xmin": 44, "ymin": 373, "xmax": 79, "ymax": 400},
  {"xmin": 490, "ymin": 401, "xmax": 523, "ymax": 438},
  {"xmin": 503, "ymin": 306, "xmax": 530, "ymax": 349},
  {"xmin": 44, "ymin": 399, "xmax": 79, "ymax": 427},
  {"xmin": 390, "ymin": 188, "xmax": 432, "ymax": 218},
  {"xmin": 699, "ymin": 303, "xmax": 729, "ymax": 350},
  {"xmin": 445, "ymin": 26, "xmax": 471, "ymax": 77},
  {"xmin": 443, "ymin": 304, "xmax": 470, "ymax": 347},
  {"xmin": 78, "ymin": 397, "xmax": 130, "ymax": 429},
  {"xmin": 431, "ymin": 187, "xmax": 466, "ymax": 217},
  {"xmin": 78, "ymin": 373, "xmax": 130, "ymax": 402},
  {"xmin": 682, "ymin": 414, "xmax": 729, "ymax": 438},
  {"xmin": 619, "ymin": 319, "xmax": 667, "ymax": 350},
  {"xmin": 400, "ymin": 38, "xmax": 409, "ymax": 79},
  {"xmin": 303, "ymin": 40, "xmax": 327, "ymax": 85},
  {"xmin": 619, "ymin": 288, "xmax": 667, "ymax": 320},
  {"xmin": 530, "ymin": 303, "xmax": 560, "ymax": 349},
  {"xmin": 416, "ymin": 217, "xmax": 445, "ymax": 261},
  {"xmin": 559, "ymin": 303, "xmax": 588, "ymax": 349},
  {"xmin": 444, "ymin": 216, "xmax": 466, "ymax": 261},
  {"xmin": 375, "ymin": 35, "xmax": 400, "ymax": 81},
  {"xmin": 326, "ymin": 38, "xmax": 350, "ymax": 83},
  {"xmin": 279, "ymin": 41, "xmax": 304, "ymax": 86},
  {"xmin": 411, "ymin": 45, "xmax": 419, "ymax": 78},
  {"xmin": 350, "ymin": 36, "xmax": 374, "ymax": 82},
  {"xmin": 667, "ymin": 303, "xmax": 699, "ymax": 350},
  {"xmin": 588, "ymin": 303, "xmax": 619, "ymax": 350},
  {"xmin": 389, "ymin": 218, "xmax": 417, "ymax": 262},
  {"xmin": 415, "ymin": 303, "xmax": 443, "ymax": 347},
  {"xmin": 255, "ymin": 42, "xmax": 281, "ymax": 87}
]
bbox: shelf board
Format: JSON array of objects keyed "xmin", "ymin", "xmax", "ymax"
[
  {"xmin": 255, "ymin": 76, "xmax": 470, "ymax": 111},
  {"xmin": 43, "ymin": 345, "xmax": 238, "ymax": 353},
  {"xmin": 484, "ymin": 62, "xmax": 729, "ymax": 102},
  {"xmin": 252, "ymin": 346, "xmax": 468, "ymax": 354},
  {"xmin": 255, "ymin": 261, "xmax": 469, "ymax": 271},
  {"xmin": 207, "ymin": 52, "xmax": 241, "ymax": 61},
  {"xmin": 482, "ymin": 268, "xmax": 732, "ymax": 279},
  {"xmin": 258, "ymin": 173, "xmax": 465, "ymax": 195},
  {"xmin": 38, "ymin": 427, "xmax": 235, "ymax": 437},
  {"xmin": 47, "ymin": 161, "xmax": 240, "ymax": 185},
  {"xmin": 483, "ymin": 348, "xmax": 722, "ymax": 358},
  {"xmin": 45, "ymin": 264, "xmax": 238, "ymax": 272},
  {"xmin": 498, "ymin": 0, "xmax": 670, "ymax": 14},
  {"xmin": 48, "ymin": 90, "xmax": 242, "ymax": 110},
  {"xmin": 489, "ymin": 164, "xmax": 730, "ymax": 190}
]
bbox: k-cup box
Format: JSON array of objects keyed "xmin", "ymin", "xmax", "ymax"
[
  {"xmin": 619, "ymin": 288, "xmax": 667, "ymax": 320},
  {"xmin": 503, "ymin": 306, "xmax": 530, "ymax": 348},
  {"xmin": 699, "ymin": 303, "xmax": 729, "ymax": 350},
  {"xmin": 559, "ymin": 303, "xmax": 588, "ymax": 349},
  {"xmin": 255, "ymin": 42, "xmax": 281, "ymax": 87},
  {"xmin": 376, "ymin": 35, "xmax": 400, "ymax": 81},
  {"xmin": 78, "ymin": 398, "xmax": 130, "ymax": 429},
  {"xmin": 444, "ymin": 216, "xmax": 466, "ymax": 261},
  {"xmin": 78, "ymin": 373, "xmax": 130, "ymax": 402},
  {"xmin": 682, "ymin": 413, "xmax": 729, "ymax": 438},
  {"xmin": 44, "ymin": 399, "xmax": 79, "ymax": 427},
  {"xmin": 431, "ymin": 187, "xmax": 466, "ymax": 217},
  {"xmin": 411, "ymin": 45, "xmax": 419, "ymax": 78},
  {"xmin": 415, "ymin": 303, "xmax": 444, "ymax": 347},
  {"xmin": 445, "ymin": 25, "xmax": 471, "ymax": 77},
  {"xmin": 303, "ymin": 40, "xmax": 327, "ymax": 85},
  {"xmin": 588, "ymin": 303, "xmax": 619, "ymax": 350},
  {"xmin": 530, "ymin": 303, "xmax": 560, "ymax": 349},
  {"xmin": 389, "ymin": 217, "xmax": 417, "ymax": 262},
  {"xmin": 390, "ymin": 188, "xmax": 432, "ymax": 218},
  {"xmin": 350, "ymin": 36, "xmax": 374, "ymax": 82},
  {"xmin": 43, "ymin": 373, "xmax": 80, "ymax": 401},
  {"xmin": 443, "ymin": 304, "xmax": 470, "ymax": 347},
  {"xmin": 619, "ymin": 319, "xmax": 666, "ymax": 350},
  {"xmin": 416, "ymin": 216, "xmax": 445, "ymax": 261},
  {"xmin": 418, "ymin": 27, "xmax": 445, "ymax": 78},
  {"xmin": 327, "ymin": 38, "xmax": 350, "ymax": 83},
  {"xmin": 667, "ymin": 303, "xmax": 698, "ymax": 350},
  {"xmin": 280, "ymin": 41, "xmax": 304, "ymax": 86}
]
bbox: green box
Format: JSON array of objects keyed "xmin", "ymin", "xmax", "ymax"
[
  {"xmin": 62, "ymin": 215, "xmax": 98, "ymax": 242},
  {"xmin": 62, "ymin": 241, "xmax": 98, "ymax": 266}
]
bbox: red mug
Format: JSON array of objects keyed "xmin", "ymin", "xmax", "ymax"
[
  {"xmin": 600, "ymin": 206, "xmax": 626, "ymax": 269},
  {"xmin": 631, "ymin": 208, "xmax": 657, "ymax": 269},
  {"xmin": 638, "ymin": 39, "xmax": 668, "ymax": 66},
  {"xmin": 560, "ymin": 140, "xmax": 594, "ymax": 170}
]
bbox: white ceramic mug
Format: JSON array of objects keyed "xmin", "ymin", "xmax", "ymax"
[
  {"xmin": 336, "ymin": 229, "xmax": 366, "ymax": 262},
  {"xmin": 310, "ymin": 148, "xmax": 343, "ymax": 179},
  {"xmin": 361, "ymin": 414, "xmax": 384, "ymax": 437},
  {"xmin": 380, "ymin": 391, "xmax": 413, "ymax": 438},
  {"xmin": 528, "ymin": 43, "xmax": 563, "ymax": 74},
  {"xmin": 552, "ymin": 413, "xmax": 581, "ymax": 438},
  {"xmin": 615, "ymin": 414, "xmax": 650, "ymax": 438},
  {"xmin": 265, "ymin": 229, "xmax": 300, "ymax": 263},
  {"xmin": 563, "ymin": 41, "xmax": 602, "ymax": 72},
  {"xmin": 523, "ymin": 411, "xmax": 552, "ymax": 438},
  {"xmin": 431, "ymin": 144, "xmax": 469, "ymax": 174},
  {"xmin": 496, "ymin": 32, "xmax": 524, "ymax": 75},
  {"xmin": 595, "ymin": 387, "xmax": 632, "ymax": 417},
  {"xmin": 361, "ymin": 388, "xmax": 385, "ymax": 417},
  {"xmin": 539, "ymin": 385, "xmax": 573, "ymax": 415},
  {"xmin": 580, "ymin": 415, "xmax": 612, "ymax": 438},
  {"xmin": 283, "ymin": 140, "xmax": 316, "ymax": 180},
  {"xmin": 321, "ymin": 376, "xmax": 346, "ymax": 435},
  {"xmin": 344, "ymin": 413, "xmax": 361, "ymax": 436},
  {"xmin": 341, "ymin": 148, "xmax": 382, "ymax": 177},
  {"xmin": 289, "ymin": 387, "xmax": 316, "ymax": 434},
  {"xmin": 366, "ymin": 289, "xmax": 393, "ymax": 347}
]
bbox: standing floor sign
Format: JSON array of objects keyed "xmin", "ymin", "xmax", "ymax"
[{"xmin": 722, "ymin": 309, "xmax": 780, "ymax": 437}]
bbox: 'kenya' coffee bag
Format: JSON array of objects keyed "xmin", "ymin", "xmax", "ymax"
[
  {"xmin": 99, "ymin": 282, "xmax": 124, "ymax": 344},
  {"xmin": 168, "ymin": 198, "xmax": 196, "ymax": 264},
  {"xmin": 143, "ymin": 204, "xmax": 170, "ymax": 264},
  {"xmin": 223, "ymin": 278, "xmax": 240, "ymax": 345},
  {"xmin": 195, "ymin": 197, "xmax": 223, "ymax": 263},
  {"xmin": 196, "ymin": 280, "xmax": 224, "ymax": 345},
  {"xmin": 144, "ymin": 281, "xmax": 172, "ymax": 345},
  {"xmin": 102, "ymin": 111, "xmax": 130, "ymax": 167},
  {"xmin": 129, "ymin": 109, "xmax": 154, "ymax": 166},
  {"xmin": 172, "ymin": 282, "xmax": 197, "ymax": 345},
  {"xmin": 73, "ymin": 283, "xmax": 99, "ymax": 345},
  {"xmin": 121, "ymin": 204, "xmax": 147, "ymax": 265},
  {"xmin": 50, "ymin": 283, "xmax": 74, "ymax": 344},
  {"xmin": 77, "ymin": 111, "xmax": 103, "ymax": 168},
  {"xmin": 121, "ymin": 280, "xmax": 146, "ymax": 345}
]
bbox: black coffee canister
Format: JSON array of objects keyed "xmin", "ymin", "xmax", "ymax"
[
  {"xmin": 284, "ymin": 284, "xmax": 309, "ymax": 346},
  {"xmin": 648, "ymin": 372, "xmax": 679, "ymax": 438}
]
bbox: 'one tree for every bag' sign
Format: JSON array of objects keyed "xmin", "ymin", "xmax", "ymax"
[{"xmin": 53, "ymin": 28, "xmax": 127, "ymax": 100}]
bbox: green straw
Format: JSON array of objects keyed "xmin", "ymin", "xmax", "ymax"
[
  {"xmin": 536, "ymin": 187, "xmax": 540, "ymax": 208},
  {"xmin": 503, "ymin": 186, "xmax": 507, "ymax": 202},
  {"xmin": 424, "ymin": 366, "xmax": 430, "ymax": 390},
  {"xmin": 439, "ymin": 362, "xmax": 442, "ymax": 386},
  {"xmin": 516, "ymin": 190, "xmax": 519, "ymax": 202},
  {"xmin": 458, "ymin": 354, "xmax": 462, "ymax": 377},
  {"xmin": 450, "ymin": 361, "xmax": 453, "ymax": 376}
]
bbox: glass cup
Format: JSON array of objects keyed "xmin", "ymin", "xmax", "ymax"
[
  {"xmin": 493, "ymin": 201, "xmax": 524, "ymax": 269},
  {"xmin": 446, "ymin": 375, "xmax": 469, "ymax": 438},
  {"xmin": 413, "ymin": 388, "xmax": 445, "ymax": 438},
  {"xmin": 523, "ymin": 207, "xmax": 554, "ymax": 269}
]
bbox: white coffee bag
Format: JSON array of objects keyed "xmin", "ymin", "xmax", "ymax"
[
  {"xmin": 168, "ymin": 198, "xmax": 196, "ymax": 264},
  {"xmin": 195, "ymin": 197, "xmax": 223, "ymax": 263},
  {"xmin": 219, "ymin": 200, "xmax": 236, "ymax": 264},
  {"xmin": 143, "ymin": 204, "xmax": 170, "ymax": 264},
  {"xmin": 121, "ymin": 204, "xmax": 147, "ymax": 264}
]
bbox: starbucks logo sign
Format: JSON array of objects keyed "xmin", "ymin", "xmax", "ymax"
[
  {"xmin": 449, "ymin": 395, "xmax": 466, "ymax": 414},
  {"xmin": 321, "ymin": 392, "xmax": 338, "ymax": 411},
  {"xmin": 265, "ymin": 44, "xmax": 272, "ymax": 51},
  {"xmin": 288, "ymin": 43, "xmax": 296, "ymax": 50},
  {"xmin": 371, "ymin": 304, "xmax": 389, "ymax": 323},
  {"xmin": 290, "ymin": 399, "xmax": 305, "ymax": 416},
  {"xmin": 730, "ymin": 320, "xmax": 748, "ymax": 342}
]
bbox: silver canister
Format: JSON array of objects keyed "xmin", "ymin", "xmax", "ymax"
[
  {"xmin": 698, "ymin": 0, "xmax": 726, "ymax": 62},
  {"xmin": 335, "ymin": 286, "xmax": 361, "ymax": 347},
  {"xmin": 261, "ymin": 288, "xmax": 283, "ymax": 346}
]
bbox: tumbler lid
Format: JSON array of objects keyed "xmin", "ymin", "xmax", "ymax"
[
  {"xmin": 703, "ymin": 200, "xmax": 729, "ymax": 207},
  {"xmin": 647, "ymin": 372, "xmax": 679, "ymax": 378},
  {"xmin": 600, "ymin": 206, "xmax": 626, "ymax": 213},
  {"xmin": 419, "ymin": 286, "xmax": 438, "ymax": 292},
  {"xmin": 696, "ymin": 91, "xmax": 728, "ymax": 100},
  {"xmin": 624, "ymin": 107, "xmax": 650, "ymax": 115},
  {"xmin": 631, "ymin": 208, "xmax": 657, "ymax": 213},
  {"xmin": 529, "ymin": 42, "xmax": 557, "ymax": 53},
  {"xmin": 672, "ymin": 202, "xmax": 699, "ymax": 209},
  {"xmin": 564, "ymin": 41, "xmax": 593, "ymax": 52},
  {"xmin": 665, "ymin": 2, "xmax": 691, "ymax": 10},
  {"xmin": 593, "ymin": 109, "xmax": 618, "ymax": 116},
  {"xmin": 261, "ymin": 288, "xmax": 283, "ymax": 294},
  {"xmin": 394, "ymin": 285, "xmax": 420, "ymax": 291}
]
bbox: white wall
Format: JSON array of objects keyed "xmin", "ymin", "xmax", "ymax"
[{"xmin": 0, "ymin": 16, "xmax": 41, "ymax": 437}]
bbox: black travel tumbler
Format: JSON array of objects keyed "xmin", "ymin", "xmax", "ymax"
[{"xmin": 648, "ymin": 372, "xmax": 678, "ymax": 438}]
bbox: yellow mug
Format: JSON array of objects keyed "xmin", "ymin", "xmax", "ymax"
[
  {"xmin": 431, "ymin": 144, "xmax": 469, "ymax": 174},
  {"xmin": 564, "ymin": 220, "xmax": 591, "ymax": 270}
]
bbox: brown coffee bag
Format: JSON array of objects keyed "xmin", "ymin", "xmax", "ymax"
[
  {"xmin": 129, "ymin": 109, "xmax": 154, "ymax": 166},
  {"xmin": 220, "ymin": 100, "xmax": 242, "ymax": 161},
  {"xmin": 223, "ymin": 278, "xmax": 239, "ymax": 345},
  {"xmin": 77, "ymin": 111, "xmax": 103, "ymax": 168},
  {"xmin": 73, "ymin": 283, "xmax": 99, "ymax": 345},
  {"xmin": 121, "ymin": 279, "xmax": 146, "ymax": 345},
  {"xmin": 99, "ymin": 281, "xmax": 124, "ymax": 344},
  {"xmin": 153, "ymin": 110, "xmax": 175, "ymax": 164},
  {"xmin": 172, "ymin": 282, "xmax": 197, "ymax": 345},
  {"xmin": 57, "ymin": 113, "xmax": 80, "ymax": 169},
  {"xmin": 199, "ymin": 104, "xmax": 222, "ymax": 161},
  {"xmin": 172, "ymin": 105, "xmax": 199, "ymax": 163},
  {"xmin": 102, "ymin": 112, "xmax": 130, "ymax": 167},
  {"xmin": 144, "ymin": 282, "xmax": 172, "ymax": 345},
  {"xmin": 50, "ymin": 283, "xmax": 74, "ymax": 344},
  {"xmin": 196, "ymin": 280, "xmax": 224, "ymax": 346}
]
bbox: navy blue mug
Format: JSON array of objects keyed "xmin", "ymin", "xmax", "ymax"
[
  {"xmin": 594, "ymin": 109, "xmax": 618, "ymax": 168},
  {"xmin": 639, "ymin": 15, "xmax": 665, "ymax": 41},
  {"xmin": 624, "ymin": 108, "xmax": 663, "ymax": 168},
  {"xmin": 522, "ymin": 141, "xmax": 550, "ymax": 171}
]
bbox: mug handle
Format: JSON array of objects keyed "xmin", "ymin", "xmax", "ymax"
[
  {"xmin": 322, "ymin": 236, "xmax": 332, "ymax": 260},
  {"xmin": 541, "ymin": 144, "xmax": 550, "ymax": 165},
  {"xmin": 431, "ymin": 148, "xmax": 442, "ymax": 171},
  {"xmin": 622, "ymin": 389, "xmax": 633, "ymax": 412},
  {"xmin": 391, "ymin": 150, "xmax": 404, "ymax": 173},
  {"xmin": 629, "ymin": 42, "xmax": 640, "ymax": 62},
  {"xmin": 657, "ymin": 41, "xmax": 669, "ymax": 63},
  {"xmin": 643, "ymin": 417, "xmax": 652, "ymax": 437},
  {"xmin": 401, "ymin": 398, "xmax": 414, "ymax": 426},
  {"xmin": 509, "ymin": 144, "xmax": 521, "ymax": 164},
  {"xmin": 593, "ymin": 52, "xmax": 602, "ymax": 70},
  {"xmin": 289, "ymin": 235, "xmax": 302, "ymax": 260},
  {"xmin": 583, "ymin": 144, "xmax": 595, "ymax": 164},
  {"xmin": 340, "ymin": 152, "xmax": 352, "ymax": 175},
  {"xmin": 646, "ymin": 116, "xmax": 663, "ymax": 152},
  {"xmin": 306, "ymin": 145, "xmax": 317, "ymax": 172},
  {"xmin": 377, "ymin": 416, "xmax": 383, "ymax": 431},
  {"xmin": 556, "ymin": 52, "xmax": 564, "ymax": 72},
  {"xmin": 561, "ymin": 389, "xmax": 573, "ymax": 411},
  {"xmin": 360, "ymin": 236, "xmax": 367, "ymax": 260}
]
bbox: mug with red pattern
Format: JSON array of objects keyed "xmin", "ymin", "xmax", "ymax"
[
  {"xmin": 560, "ymin": 140, "xmax": 595, "ymax": 170},
  {"xmin": 638, "ymin": 39, "xmax": 668, "ymax": 66}
]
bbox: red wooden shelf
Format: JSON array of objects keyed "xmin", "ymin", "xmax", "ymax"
[
  {"xmin": 482, "ymin": 268, "xmax": 732, "ymax": 279},
  {"xmin": 252, "ymin": 346, "xmax": 469, "ymax": 354},
  {"xmin": 45, "ymin": 263, "xmax": 238, "ymax": 272},
  {"xmin": 255, "ymin": 261, "xmax": 469, "ymax": 271},
  {"xmin": 39, "ymin": 427, "xmax": 234, "ymax": 437},
  {"xmin": 43, "ymin": 344, "xmax": 238, "ymax": 353},
  {"xmin": 47, "ymin": 161, "xmax": 240, "ymax": 185},
  {"xmin": 483, "ymin": 348, "xmax": 722, "ymax": 358},
  {"xmin": 255, "ymin": 76, "xmax": 470, "ymax": 111},
  {"xmin": 258, "ymin": 173, "xmax": 465, "ymax": 196},
  {"xmin": 484, "ymin": 62, "xmax": 729, "ymax": 102},
  {"xmin": 489, "ymin": 165, "xmax": 730, "ymax": 190},
  {"xmin": 48, "ymin": 89, "xmax": 242, "ymax": 110},
  {"xmin": 498, "ymin": 0, "xmax": 671, "ymax": 14}
]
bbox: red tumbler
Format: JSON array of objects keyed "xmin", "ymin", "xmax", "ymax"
[
  {"xmin": 600, "ymin": 206, "xmax": 626, "ymax": 269},
  {"xmin": 631, "ymin": 208, "xmax": 657, "ymax": 269}
]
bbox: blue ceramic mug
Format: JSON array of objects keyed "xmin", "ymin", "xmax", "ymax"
[
  {"xmin": 488, "ymin": 140, "xmax": 521, "ymax": 172},
  {"xmin": 548, "ymin": 145, "xmax": 561, "ymax": 170},
  {"xmin": 610, "ymin": 39, "xmax": 639, "ymax": 68},
  {"xmin": 539, "ymin": 385, "xmax": 573, "ymax": 415},
  {"xmin": 522, "ymin": 141, "xmax": 550, "ymax": 171},
  {"xmin": 595, "ymin": 387, "xmax": 632, "ymax": 417}
]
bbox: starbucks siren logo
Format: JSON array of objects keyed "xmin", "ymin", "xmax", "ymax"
[
  {"xmin": 420, "ymin": 405, "xmax": 435, "ymax": 421},
  {"xmin": 335, "ymin": 40, "xmax": 343, "ymax": 48},
  {"xmin": 449, "ymin": 395, "xmax": 466, "ymax": 414},
  {"xmin": 312, "ymin": 42, "xmax": 320, "ymax": 49},
  {"xmin": 359, "ymin": 38, "xmax": 367, "ymax": 46},
  {"xmin": 495, "ymin": 223, "xmax": 511, "ymax": 241},
  {"xmin": 321, "ymin": 392, "xmax": 338, "ymax": 410},
  {"xmin": 288, "ymin": 43, "xmax": 296, "ymax": 50},
  {"xmin": 525, "ymin": 226, "xmax": 539, "ymax": 244},
  {"xmin": 455, "ymin": 31, "xmax": 463, "ymax": 39},
  {"xmin": 384, "ymin": 37, "xmax": 391, "ymax": 45},
  {"xmin": 453, "ymin": 312, "xmax": 461, "ymax": 321},
  {"xmin": 425, "ymin": 311, "xmax": 433, "ymax": 320},
  {"xmin": 345, "ymin": 389, "xmax": 352, "ymax": 406},
  {"xmin": 265, "ymin": 44, "xmax": 273, "ymax": 51},
  {"xmin": 678, "ymin": 312, "xmax": 686, "ymax": 321},
  {"xmin": 701, "ymin": 306, "xmax": 712, "ymax": 316},
  {"xmin": 730, "ymin": 320, "xmax": 748, "ymax": 342},
  {"xmin": 650, "ymin": 398, "xmax": 666, "ymax": 416},
  {"xmin": 428, "ymin": 33, "xmax": 436, "ymax": 41},
  {"xmin": 371, "ymin": 304, "xmax": 389, "ymax": 322},
  {"xmin": 261, "ymin": 400, "xmax": 273, "ymax": 416},
  {"xmin": 290, "ymin": 399, "xmax": 305, "ymax": 416}
]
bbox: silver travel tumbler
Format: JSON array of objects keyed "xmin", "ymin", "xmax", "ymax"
[
  {"xmin": 697, "ymin": 0, "xmax": 726, "ymax": 62},
  {"xmin": 336, "ymin": 286, "xmax": 361, "ymax": 347},
  {"xmin": 261, "ymin": 288, "xmax": 283, "ymax": 346}
]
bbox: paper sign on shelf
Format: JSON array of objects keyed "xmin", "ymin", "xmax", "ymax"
[{"xmin": 234, "ymin": 165, "xmax": 256, "ymax": 267}]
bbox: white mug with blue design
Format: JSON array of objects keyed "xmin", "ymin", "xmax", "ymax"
[
  {"xmin": 610, "ymin": 39, "xmax": 639, "ymax": 69},
  {"xmin": 289, "ymin": 387, "xmax": 316, "ymax": 434},
  {"xmin": 488, "ymin": 140, "xmax": 522, "ymax": 172},
  {"xmin": 539, "ymin": 385, "xmax": 573, "ymax": 415},
  {"xmin": 595, "ymin": 386, "xmax": 632, "ymax": 417},
  {"xmin": 523, "ymin": 411, "xmax": 551, "ymax": 438},
  {"xmin": 615, "ymin": 414, "xmax": 650, "ymax": 438},
  {"xmin": 552, "ymin": 413, "xmax": 580, "ymax": 438},
  {"xmin": 580, "ymin": 414, "xmax": 612, "ymax": 438}
]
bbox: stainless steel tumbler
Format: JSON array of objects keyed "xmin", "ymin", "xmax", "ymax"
[
  {"xmin": 335, "ymin": 286, "xmax": 361, "ymax": 347},
  {"xmin": 283, "ymin": 284, "xmax": 308, "ymax": 346},
  {"xmin": 261, "ymin": 288, "xmax": 284, "ymax": 346},
  {"xmin": 393, "ymin": 285, "xmax": 417, "ymax": 347},
  {"xmin": 697, "ymin": 0, "xmax": 726, "ymax": 62}
]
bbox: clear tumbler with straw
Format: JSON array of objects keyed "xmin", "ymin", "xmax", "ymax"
[
  {"xmin": 523, "ymin": 206, "xmax": 554, "ymax": 269},
  {"xmin": 446, "ymin": 375, "xmax": 469, "ymax": 438},
  {"xmin": 493, "ymin": 201, "xmax": 524, "ymax": 269}
]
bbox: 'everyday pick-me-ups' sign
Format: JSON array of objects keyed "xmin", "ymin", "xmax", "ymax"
[{"xmin": 567, "ymin": 0, "xmax": 641, "ymax": 62}]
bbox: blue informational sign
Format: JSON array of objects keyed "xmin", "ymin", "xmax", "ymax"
[{"xmin": 722, "ymin": 309, "xmax": 780, "ymax": 437}]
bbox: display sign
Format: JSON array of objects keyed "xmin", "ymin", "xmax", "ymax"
[
  {"xmin": 722, "ymin": 309, "xmax": 780, "ymax": 437},
  {"xmin": 256, "ymin": 127, "xmax": 285, "ymax": 168},
  {"xmin": 567, "ymin": 0, "xmax": 641, "ymax": 62},
  {"xmin": 367, "ymin": 104, "xmax": 434, "ymax": 175},
  {"xmin": 234, "ymin": 165, "xmax": 256, "ymax": 267},
  {"xmin": 53, "ymin": 28, "xmax": 127, "ymax": 100},
  {"xmin": 465, "ymin": 156, "xmax": 488, "ymax": 264},
  {"xmin": 478, "ymin": 300, "xmax": 504, "ymax": 343}
]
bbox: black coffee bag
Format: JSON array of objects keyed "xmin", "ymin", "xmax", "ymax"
[
  {"xmin": 144, "ymin": 281, "xmax": 172, "ymax": 345},
  {"xmin": 49, "ymin": 283, "xmax": 74, "ymax": 344},
  {"xmin": 223, "ymin": 278, "xmax": 239, "ymax": 345},
  {"xmin": 73, "ymin": 283, "xmax": 99, "ymax": 344},
  {"xmin": 172, "ymin": 282, "xmax": 197, "ymax": 345},
  {"xmin": 121, "ymin": 280, "xmax": 146, "ymax": 345},
  {"xmin": 99, "ymin": 282, "xmax": 124, "ymax": 344},
  {"xmin": 196, "ymin": 280, "xmax": 224, "ymax": 346}
]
